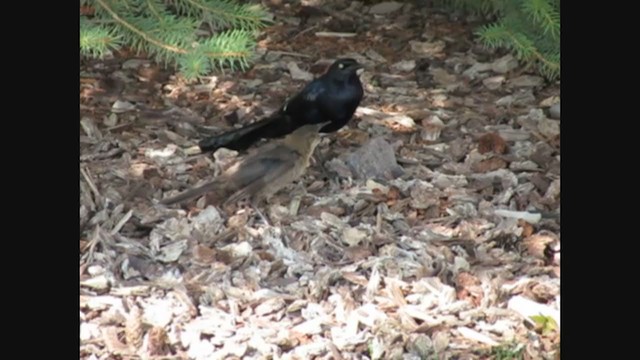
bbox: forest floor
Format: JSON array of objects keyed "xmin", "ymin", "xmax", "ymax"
[{"xmin": 80, "ymin": 1, "xmax": 560, "ymax": 359}]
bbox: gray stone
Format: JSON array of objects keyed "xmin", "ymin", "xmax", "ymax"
[
  {"xmin": 343, "ymin": 137, "xmax": 404, "ymax": 180},
  {"xmin": 549, "ymin": 102, "xmax": 560, "ymax": 119}
]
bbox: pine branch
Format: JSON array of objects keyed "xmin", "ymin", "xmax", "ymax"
[
  {"xmin": 95, "ymin": 0, "xmax": 187, "ymax": 55},
  {"xmin": 179, "ymin": 29, "xmax": 254, "ymax": 77},
  {"xmin": 521, "ymin": 0, "xmax": 560, "ymax": 40},
  {"xmin": 437, "ymin": 0, "xmax": 560, "ymax": 80},
  {"xmin": 80, "ymin": 17, "xmax": 123, "ymax": 57},
  {"xmin": 81, "ymin": 0, "xmax": 266, "ymax": 78},
  {"xmin": 169, "ymin": 0, "xmax": 269, "ymax": 30},
  {"xmin": 477, "ymin": 23, "xmax": 559, "ymax": 79}
]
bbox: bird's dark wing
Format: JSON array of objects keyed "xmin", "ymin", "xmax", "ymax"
[
  {"xmin": 198, "ymin": 80, "xmax": 328, "ymax": 153},
  {"xmin": 197, "ymin": 66, "xmax": 363, "ymax": 153},
  {"xmin": 282, "ymin": 79, "xmax": 328, "ymax": 116},
  {"xmin": 299, "ymin": 79, "xmax": 328, "ymax": 102},
  {"xmin": 198, "ymin": 117, "xmax": 275, "ymax": 152}
]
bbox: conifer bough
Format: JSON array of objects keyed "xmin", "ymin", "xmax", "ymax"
[
  {"xmin": 80, "ymin": 0, "xmax": 270, "ymax": 79},
  {"xmin": 435, "ymin": 0, "xmax": 560, "ymax": 81}
]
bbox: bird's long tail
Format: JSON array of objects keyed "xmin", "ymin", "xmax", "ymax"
[
  {"xmin": 198, "ymin": 115, "xmax": 285, "ymax": 153},
  {"xmin": 159, "ymin": 179, "xmax": 226, "ymax": 205}
]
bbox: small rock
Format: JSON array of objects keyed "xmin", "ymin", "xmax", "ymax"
[
  {"xmin": 80, "ymin": 323, "xmax": 100, "ymax": 341},
  {"xmin": 529, "ymin": 173, "xmax": 550, "ymax": 193},
  {"xmin": 391, "ymin": 60, "xmax": 416, "ymax": 72},
  {"xmin": 326, "ymin": 158, "xmax": 354, "ymax": 178},
  {"xmin": 509, "ymin": 75, "xmax": 544, "ymax": 88},
  {"xmin": 122, "ymin": 59, "xmax": 149, "ymax": 69},
  {"xmin": 365, "ymin": 49, "xmax": 388, "ymax": 63},
  {"xmin": 421, "ymin": 115, "xmax": 445, "ymax": 141},
  {"xmin": 498, "ymin": 129, "xmax": 530, "ymax": 142},
  {"xmin": 104, "ymin": 113, "xmax": 118, "ymax": 127},
  {"xmin": 432, "ymin": 173, "xmax": 468, "ymax": 189},
  {"xmin": 385, "ymin": 114, "xmax": 416, "ymax": 130},
  {"xmin": 462, "ymin": 62, "xmax": 493, "ymax": 79},
  {"xmin": 498, "ymin": 90, "xmax": 536, "ymax": 107},
  {"xmin": 539, "ymin": 95, "xmax": 560, "ymax": 107},
  {"xmin": 342, "ymin": 227, "xmax": 368, "ymax": 246},
  {"xmin": 448, "ymin": 138, "xmax": 472, "ymax": 161},
  {"xmin": 527, "ymin": 108, "xmax": 546, "ymax": 122},
  {"xmin": 369, "ymin": 1, "xmax": 403, "ymax": 14},
  {"xmin": 530, "ymin": 142, "xmax": 555, "ymax": 167},
  {"xmin": 544, "ymin": 178, "xmax": 560, "ymax": 202},
  {"xmin": 87, "ymin": 265, "xmax": 105, "ymax": 276},
  {"xmin": 483, "ymin": 75, "xmax": 505, "ymax": 90},
  {"xmin": 213, "ymin": 148, "xmax": 239, "ymax": 167},
  {"xmin": 407, "ymin": 334, "xmax": 434, "ymax": 358},
  {"xmin": 410, "ymin": 40, "xmax": 446, "ymax": 56},
  {"xmin": 157, "ymin": 240, "xmax": 188, "ymax": 263},
  {"xmin": 80, "ymin": 116, "xmax": 102, "ymax": 139},
  {"xmin": 81, "ymin": 275, "xmax": 110, "ymax": 290},
  {"xmin": 111, "ymin": 100, "xmax": 136, "ymax": 113},
  {"xmin": 287, "ymin": 62, "xmax": 313, "ymax": 81},
  {"xmin": 191, "ymin": 206, "xmax": 222, "ymax": 227},
  {"xmin": 369, "ymin": 337, "xmax": 386, "ymax": 360},
  {"xmin": 343, "ymin": 137, "xmax": 404, "ymax": 180},
  {"xmin": 292, "ymin": 318, "xmax": 322, "ymax": 335},
  {"xmin": 242, "ymin": 78, "xmax": 263, "ymax": 88},
  {"xmin": 472, "ymin": 157, "xmax": 508, "ymax": 173},
  {"xmin": 512, "ymin": 89, "xmax": 537, "ymax": 106},
  {"xmin": 430, "ymin": 68, "xmax": 458, "ymax": 86},
  {"xmin": 366, "ymin": 179, "xmax": 389, "ymax": 193},
  {"xmin": 491, "ymin": 55, "xmax": 518, "ymax": 74},
  {"xmin": 321, "ymin": 212, "xmax": 345, "ymax": 229},
  {"xmin": 509, "ymin": 160, "xmax": 539, "ymax": 171},
  {"xmin": 374, "ymin": 73, "xmax": 408, "ymax": 88},
  {"xmin": 409, "ymin": 180, "xmax": 439, "ymax": 209},
  {"xmin": 549, "ymin": 102, "xmax": 560, "ymax": 119},
  {"xmin": 537, "ymin": 117, "xmax": 560, "ymax": 138},
  {"xmin": 433, "ymin": 332, "xmax": 450, "ymax": 354},
  {"xmin": 220, "ymin": 241, "xmax": 252, "ymax": 259},
  {"xmin": 524, "ymin": 108, "xmax": 559, "ymax": 138},
  {"xmin": 264, "ymin": 51, "xmax": 281, "ymax": 62},
  {"xmin": 495, "ymin": 95, "xmax": 514, "ymax": 107}
]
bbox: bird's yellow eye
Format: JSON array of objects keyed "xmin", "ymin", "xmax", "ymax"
[{"xmin": 338, "ymin": 63, "xmax": 344, "ymax": 69}]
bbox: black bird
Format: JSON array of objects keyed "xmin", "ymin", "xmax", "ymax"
[{"xmin": 198, "ymin": 58, "xmax": 364, "ymax": 153}]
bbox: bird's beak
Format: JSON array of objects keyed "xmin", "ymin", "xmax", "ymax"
[
  {"xmin": 350, "ymin": 63, "xmax": 364, "ymax": 75},
  {"xmin": 316, "ymin": 121, "xmax": 331, "ymax": 131}
]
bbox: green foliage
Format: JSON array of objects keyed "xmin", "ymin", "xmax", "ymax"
[
  {"xmin": 530, "ymin": 314, "xmax": 559, "ymax": 334},
  {"xmin": 80, "ymin": 0, "xmax": 270, "ymax": 79},
  {"xmin": 490, "ymin": 342, "xmax": 525, "ymax": 360},
  {"xmin": 435, "ymin": 0, "xmax": 560, "ymax": 81}
]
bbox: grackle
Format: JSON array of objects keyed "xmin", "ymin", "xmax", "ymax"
[
  {"xmin": 160, "ymin": 123, "xmax": 327, "ymax": 206},
  {"xmin": 198, "ymin": 58, "xmax": 364, "ymax": 153}
]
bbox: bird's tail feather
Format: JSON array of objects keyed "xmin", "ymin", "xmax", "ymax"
[
  {"xmin": 159, "ymin": 180, "xmax": 225, "ymax": 205},
  {"xmin": 198, "ymin": 117, "xmax": 275, "ymax": 152}
]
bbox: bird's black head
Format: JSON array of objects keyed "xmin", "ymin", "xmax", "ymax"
[{"xmin": 327, "ymin": 58, "xmax": 363, "ymax": 75}]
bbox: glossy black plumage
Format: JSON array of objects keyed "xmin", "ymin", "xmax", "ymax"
[{"xmin": 198, "ymin": 58, "xmax": 364, "ymax": 153}]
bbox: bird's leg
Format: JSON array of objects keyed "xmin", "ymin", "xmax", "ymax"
[
  {"xmin": 315, "ymin": 152, "xmax": 331, "ymax": 179},
  {"xmin": 250, "ymin": 201, "xmax": 294, "ymax": 245},
  {"xmin": 250, "ymin": 201, "xmax": 271, "ymax": 226},
  {"xmin": 294, "ymin": 179, "xmax": 308, "ymax": 197},
  {"xmin": 312, "ymin": 141, "xmax": 334, "ymax": 182}
]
